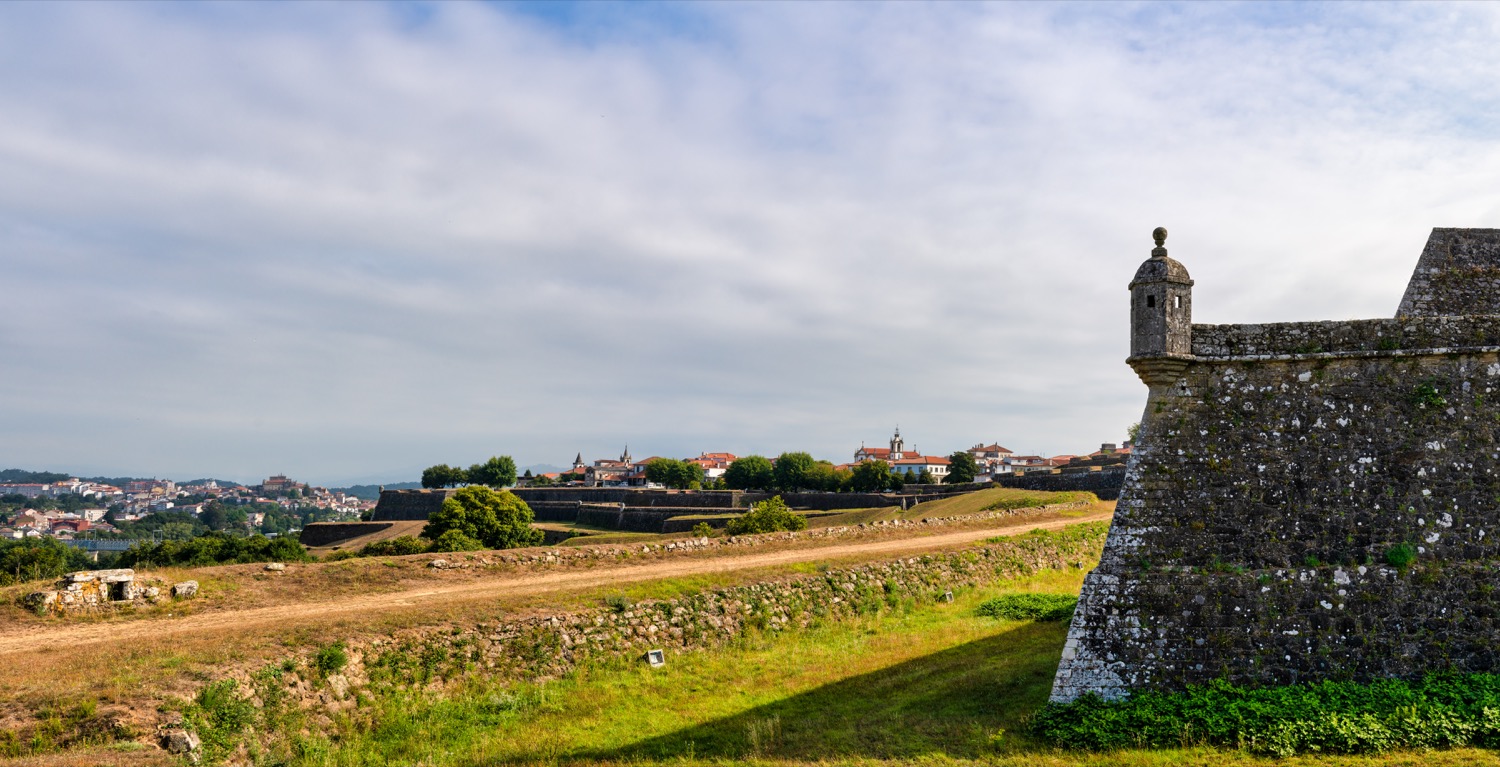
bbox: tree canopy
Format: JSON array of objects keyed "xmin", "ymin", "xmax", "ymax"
[
  {"xmin": 851, "ymin": 460, "xmax": 893, "ymax": 493},
  {"xmin": 723, "ymin": 455, "xmax": 774, "ymax": 491},
  {"xmin": 946, "ymin": 451, "xmax": 979, "ymax": 484},
  {"xmin": 0, "ymin": 538, "xmax": 93, "ymax": 586},
  {"xmin": 422, "ymin": 485, "xmax": 541, "ymax": 550},
  {"xmin": 644, "ymin": 458, "xmax": 705, "ymax": 489},
  {"xmin": 772, "ymin": 452, "xmax": 818, "ymax": 492},
  {"xmin": 467, "ymin": 456, "xmax": 518, "ymax": 488},
  {"xmin": 421, "ymin": 464, "xmax": 469, "ymax": 489}
]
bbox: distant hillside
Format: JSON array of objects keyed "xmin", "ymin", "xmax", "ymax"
[
  {"xmin": 1, "ymin": 469, "xmax": 71, "ymax": 484},
  {"xmin": 334, "ymin": 481, "xmax": 422, "ymax": 501},
  {"xmin": 2, "ymin": 468, "xmax": 165, "ymax": 486}
]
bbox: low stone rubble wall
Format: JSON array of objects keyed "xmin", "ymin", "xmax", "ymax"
[
  {"xmin": 23, "ymin": 569, "xmax": 200, "ymax": 616},
  {"xmin": 227, "ymin": 522, "xmax": 1108, "ymax": 719}
]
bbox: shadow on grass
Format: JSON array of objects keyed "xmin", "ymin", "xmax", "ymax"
[{"xmin": 567, "ymin": 620, "xmax": 1069, "ymax": 763}]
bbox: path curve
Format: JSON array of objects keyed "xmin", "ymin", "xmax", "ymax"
[{"xmin": 0, "ymin": 512, "xmax": 1110, "ymax": 654}]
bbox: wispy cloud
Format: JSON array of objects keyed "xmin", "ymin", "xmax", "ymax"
[{"xmin": 2, "ymin": 1, "xmax": 1500, "ymax": 484}]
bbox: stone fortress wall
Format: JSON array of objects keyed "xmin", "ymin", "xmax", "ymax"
[{"xmin": 1050, "ymin": 228, "xmax": 1500, "ymax": 702}]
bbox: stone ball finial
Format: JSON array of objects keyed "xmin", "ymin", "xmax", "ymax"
[{"xmin": 1153, "ymin": 227, "xmax": 1168, "ymax": 247}]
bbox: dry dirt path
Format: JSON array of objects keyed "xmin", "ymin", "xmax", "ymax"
[{"xmin": 0, "ymin": 511, "xmax": 1110, "ymax": 655}]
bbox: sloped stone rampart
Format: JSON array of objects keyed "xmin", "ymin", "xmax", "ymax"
[
  {"xmin": 1398, "ymin": 228, "xmax": 1500, "ymax": 317},
  {"xmin": 1052, "ymin": 348, "xmax": 1500, "ymax": 701},
  {"xmin": 1051, "ymin": 227, "xmax": 1500, "ymax": 703},
  {"xmin": 300, "ymin": 522, "xmax": 394, "ymax": 547},
  {"xmin": 369, "ymin": 489, "xmax": 455, "ymax": 521}
]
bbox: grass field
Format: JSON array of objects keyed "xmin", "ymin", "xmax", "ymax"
[{"xmin": 264, "ymin": 564, "xmax": 1500, "ymax": 767}]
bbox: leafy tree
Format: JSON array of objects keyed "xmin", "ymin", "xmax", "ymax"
[
  {"xmin": 917, "ymin": 468, "xmax": 936, "ymax": 485},
  {"xmin": 805, "ymin": 461, "xmax": 843, "ymax": 492},
  {"xmin": 887, "ymin": 469, "xmax": 907, "ymax": 492},
  {"xmin": 772, "ymin": 452, "xmax": 818, "ymax": 492},
  {"xmin": 645, "ymin": 458, "xmax": 704, "ymax": 489},
  {"xmin": 421, "ymin": 464, "xmax": 468, "ymax": 489},
  {"xmin": 160, "ymin": 521, "xmax": 201, "ymax": 540},
  {"xmin": 467, "ymin": 456, "xmax": 518, "ymax": 489},
  {"xmin": 1127, "ymin": 422, "xmax": 1142, "ymax": 443},
  {"xmin": 723, "ymin": 455, "xmax": 774, "ymax": 491},
  {"xmin": 851, "ymin": 460, "xmax": 893, "ymax": 493},
  {"xmin": 725, "ymin": 496, "xmax": 807, "ymax": 535},
  {"xmin": 422, "ymin": 485, "xmax": 541, "ymax": 550},
  {"xmin": 946, "ymin": 451, "xmax": 979, "ymax": 484},
  {"xmin": 530, "ymin": 474, "xmax": 556, "ymax": 487}
]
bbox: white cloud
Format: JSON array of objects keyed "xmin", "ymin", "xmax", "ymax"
[{"xmin": 2, "ymin": 2, "xmax": 1500, "ymax": 483}]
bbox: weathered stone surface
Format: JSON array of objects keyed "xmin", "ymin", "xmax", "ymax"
[
  {"xmin": 264, "ymin": 562, "xmax": 285, "ymax": 572},
  {"xmin": 23, "ymin": 591, "xmax": 57, "ymax": 612},
  {"xmin": 1053, "ymin": 227, "xmax": 1500, "ymax": 703},
  {"xmin": 172, "ymin": 581, "xmax": 199, "ymax": 599},
  {"xmin": 1398, "ymin": 228, "xmax": 1500, "ymax": 317},
  {"xmin": 162, "ymin": 728, "xmax": 200, "ymax": 754}
]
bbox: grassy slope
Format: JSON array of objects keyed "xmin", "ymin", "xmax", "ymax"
[
  {"xmin": 810, "ymin": 486, "xmax": 1101, "ymax": 528},
  {"xmin": 279, "ymin": 564, "xmax": 1500, "ymax": 767}
]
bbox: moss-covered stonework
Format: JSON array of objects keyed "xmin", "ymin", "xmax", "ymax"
[{"xmin": 1051, "ymin": 227, "xmax": 1500, "ymax": 702}]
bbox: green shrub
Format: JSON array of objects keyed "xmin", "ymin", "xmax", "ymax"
[
  {"xmin": 0, "ymin": 537, "xmax": 93, "ymax": 586},
  {"xmin": 181, "ymin": 680, "xmax": 255, "ymax": 763},
  {"xmin": 360, "ymin": 535, "xmax": 429, "ymax": 557},
  {"xmin": 975, "ymin": 593, "xmax": 1077, "ymax": 621},
  {"xmin": 725, "ymin": 496, "xmax": 806, "ymax": 535},
  {"xmin": 1386, "ymin": 543, "xmax": 1418, "ymax": 569},
  {"xmin": 1030, "ymin": 673, "xmax": 1500, "ymax": 756},
  {"xmin": 692, "ymin": 522, "xmax": 713, "ymax": 538},
  {"xmin": 429, "ymin": 529, "xmax": 485, "ymax": 552},
  {"xmin": 116, "ymin": 532, "xmax": 310, "ymax": 569},
  {"xmin": 314, "ymin": 643, "xmax": 348, "ymax": 676},
  {"xmin": 603, "ymin": 595, "xmax": 632, "ymax": 613}
]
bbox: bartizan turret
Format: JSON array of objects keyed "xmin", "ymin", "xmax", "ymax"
[{"xmin": 1127, "ymin": 227, "xmax": 1194, "ymax": 387}]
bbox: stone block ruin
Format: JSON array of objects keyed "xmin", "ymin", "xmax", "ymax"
[
  {"xmin": 1051, "ymin": 228, "xmax": 1500, "ymax": 702},
  {"xmin": 24, "ymin": 568, "xmax": 198, "ymax": 615}
]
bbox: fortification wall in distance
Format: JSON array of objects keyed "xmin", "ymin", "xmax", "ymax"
[
  {"xmin": 1052, "ymin": 226, "xmax": 1500, "ymax": 703},
  {"xmin": 996, "ymin": 469, "xmax": 1125, "ymax": 500},
  {"xmin": 370, "ymin": 489, "xmax": 456, "ymax": 521}
]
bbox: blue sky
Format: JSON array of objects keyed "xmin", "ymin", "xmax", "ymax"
[{"xmin": 2, "ymin": 1, "xmax": 1499, "ymax": 485}]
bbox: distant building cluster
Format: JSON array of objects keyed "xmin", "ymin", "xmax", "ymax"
[
  {"xmin": 0, "ymin": 474, "xmax": 372, "ymax": 542},
  {"xmin": 532, "ymin": 428, "xmax": 1130, "ymax": 488}
]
